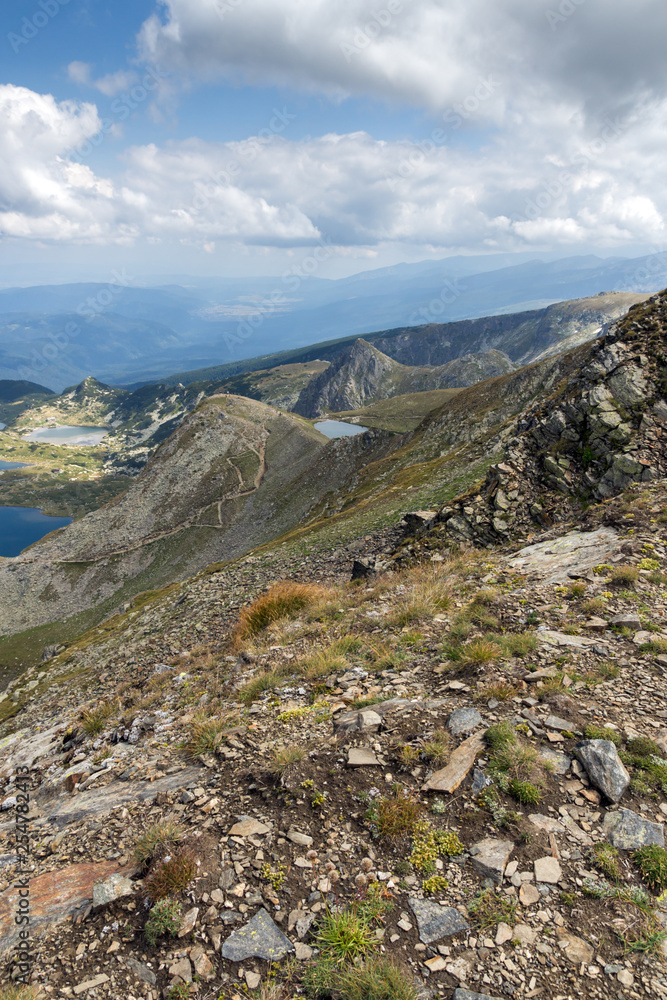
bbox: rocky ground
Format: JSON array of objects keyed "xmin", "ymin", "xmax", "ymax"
[{"xmin": 1, "ymin": 480, "xmax": 667, "ymax": 999}]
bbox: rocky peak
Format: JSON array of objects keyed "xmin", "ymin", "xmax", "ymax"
[{"xmin": 293, "ymin": 338, "xmax": 405, "ymax": 417}]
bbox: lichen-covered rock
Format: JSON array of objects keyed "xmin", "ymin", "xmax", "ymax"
[{"xmin": 574, "ymin": 739, "xmax": 631, "ymax": 802}]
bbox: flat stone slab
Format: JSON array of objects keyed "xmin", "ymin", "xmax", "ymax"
[
  {"xmin": 575, "ymin": 740, "xmax": 630, "ymax": 802},
  {"xmin": 534, "ymin": 856, "xmax": 562, "ymax": 884},
  {"xmin": 423, "ymin": 733, "xmax": 484, "ymax": 793},
  {"xmin": 539, "ymin": 630, "xmax": 605, "ymax": 650},
  {"xmin": 602, "ymin": 808, "xmax": 665, "ymax": 849},
  {"xmin": 508, "ymin": 527, "xmax": 620, "ymax": 584},
  {"xmin": 347, "ymin": 748, "xmax": 380, "ymax": 766},
  {"xmin": 557, "ymin": 929, "xmax": 594, "ymax": 965},
  {"xmin": 0, "ymin": 861, "xmax": 134, "ymax": 955},
  {"xmin": 448, "ymin": 707, "xmax": 483, "ymax": 736},
  {"xmin": 92, "ymin": 873, "xmax": 134, "ymax": 907},
  {"xmin": 222, "ymin": 908, "xmax": 294, "ymax": 962},
  {"xmin": 408, "ymin": 897, "xmax": 469, "ymax": 944},
  {"xmin": 229, "ymin": 819, "xmax": 270, "ymax": 837},
  {"xmin": 470, "ymin": 838, "xmax": 514, "ymax": 882}
]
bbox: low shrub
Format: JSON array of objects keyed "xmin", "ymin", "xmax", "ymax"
[{"xmin": 144, "ymin": 897, "xmax": 182, "ymax": 946}]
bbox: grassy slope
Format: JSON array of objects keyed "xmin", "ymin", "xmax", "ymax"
[{"xmin": 329, "ymin": 388, "xmax": 463, "ymax": 432}]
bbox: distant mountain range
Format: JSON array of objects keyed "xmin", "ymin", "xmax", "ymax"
[{"xmin": 0, "ymin": 252, "xmax": 665, "ymax": 390}]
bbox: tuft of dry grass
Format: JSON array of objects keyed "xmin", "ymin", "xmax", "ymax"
[
  {"xmin": 421, "ymin": 730, "xmax": 451, "ymax": 768},
  {"xmin": 365, "ymin": 787, "xmax": 422, "ymax": 839},
  {"xmin": 144, "ymin": 844, "xmax": 198, "ymax": 901},
  {"xmin": 233, "ymin": 581, "xmax": 330, "ymax": 644},
  {"xmin": 134, "ymin": 820, "xmax": 184, "ymax": 866},
  {"xmin": 607, "ymin": 564, "xmax": 640, "ymax": 587},
  {"xmin": 389, "ymin": 565, "xmax": 454, "ymax": 625},
  {"xmin": 459, "ymin": 638, "xmax": 502, "ymax": 665},
  {"xmin": 185, "ymin": 712, "xmax": 235, "ymax": 755},
  {"xmin": 270, "ymin": 746, "xmax": 305, "ymax": 776},
  {"xmin": 80, "ymin": 700, "xmax": 118, "ymax": 735}
]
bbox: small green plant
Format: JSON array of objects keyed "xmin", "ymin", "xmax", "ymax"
[
  {"xmin": 583, "ymin": 724, "xmax": 622, "ymax": 745},
  {"xmin": 144, "ymin": 897, "xmax": 183, "ymax": 946},
  {"xmin": 592, "ymin": 843, "xmax": 622, "ymax": 881},
  {"xmin": 639, "ymin": 557, "xmax": 660, "ymax": 571},
  {"xmin": 635, "ymin": 845, "xmax": 667, "ymax": 891},
  {"xmin": 303, "ymin": 956, "xmax": 417, "ymax": 1000},
  {"xmin": 421, "ymin": 730, "xmax": 450, "ymax": 768},
  {"xmin": 134, "ymin": 820, "xmax": 183, "ymax": 866},
  {"xmin": 508, "ymin": 778, "xmax": 541, "ymax": 805},
  {"xmin": 166, "ymin": 985, "xmax": 191, "ymax": 1000},
  {"xmin": 430, "ymin": 797, "xmax": 446, "ymax": 814},
  {"xmin": 468, "ymin": 889, "xmax": 517, "ymax": 929},
  {"xmin": 261, "ymin": 863, "xmax": 287, "ymax": 891},
  {"xmin": 316, "ymin": 908, "xmax": 377, "ymax": 963},
  {"xmin": 311, "ymin": 791, "xmax": 327, "ymax": 808},
  {"xmin": 423, "ymin": 874, "xmax": 449, "ymax": 895},
  {"xmin": 459, "ymin": 638, "xmax": 502, "ymax": 665},
  {"xmin": 409, "ymin": 821, "xmax": 463, "ymax": 873},
  {"xmin": 365, "ymin": 787, "xmax": 422, "ymax": 839},
  {"xmin": 396, "ymin": 743, "xmax": 420, "ymax": 771}
]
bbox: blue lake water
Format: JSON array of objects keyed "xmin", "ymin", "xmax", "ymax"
[
  {"xmin": 25, "ymin": 425, "xmax": 108, "ymax": 446},
  {"xmin": 0, "ymin": 460, "xmax": 29, "ymax": 471},
  {"xmin": 0, "ymin": 506, "xmax": 72, "ymax": 557},
  {"xmin": 314, "ymin": 420, "xmax": 369, "ymax": 438}
]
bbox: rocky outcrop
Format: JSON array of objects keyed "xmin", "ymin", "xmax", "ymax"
[
  {"xmin": 401, "ymin": 291, "xmax": 667, "ymax": 550},
  {"xmin": 293, "ymin": 338, "xmax": 515, "ymax": 418}
]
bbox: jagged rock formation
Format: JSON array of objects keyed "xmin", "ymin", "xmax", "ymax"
[
  {"xmin": 401, "ymin": 291, "xmax": 667, "ymax": 551},
  {"xmin": 294, "ymin": 338, "xmax": 515, "ymax": 417}
]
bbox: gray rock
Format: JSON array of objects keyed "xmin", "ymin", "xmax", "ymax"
[
  {"xmin": 609, "ymin": 612, "xmax": 642, "ymax": 628},
  {"xmin": 222, "ymin": 908, "xmax": 294, "ymax": 962},
  {"xmin": 471, "ymin": 768, "xmax": 492, "ymax": 796},
  {"xmin": 602, "ymin": 809, "xmax": 665, "ymax": 849},
  {"xmin": 408, "ymin": 897, "xmax": 469, "ymax": 944},
  {"xmin": 124, "ymin": 957, "xmax": 157, "ymax": 986},
  {"xmin": 452, "ymin": 991, "xmax": 503, "ymax": 1000},
  {"xmin": 448, "ymin": 707, "xmax": 483, "ymax": 736},
  {"xmin": 347, "ymin": 748, "xmax": 380, "ymax": 766},
  {"xmin": 469, "ymin": 838, "xmax": 514, "ymax": 882},
  {"xmin": 538, "ymin": 747, "xmax": 571, "ymax": 775},
  {"xmin": 545, "ymin": 715, "xmax": 579, "ymax": 733},
  {"xmin": 574, "ymin": 740, "xmax": 630, "ymax": 802},
  {"xmin": 92, "ymin": 874, "xmax": 134, "ymax": 908}
]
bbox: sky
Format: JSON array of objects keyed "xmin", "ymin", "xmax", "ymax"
[{"xmin": 1, "ymin": 0, "xmax": 667, "ymax": 283}]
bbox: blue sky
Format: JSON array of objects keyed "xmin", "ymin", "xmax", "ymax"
[{"xmin": 1, "ymin": 0, "xmax": 666, "ymax": 282}]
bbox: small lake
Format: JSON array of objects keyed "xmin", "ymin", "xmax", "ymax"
[
  {"xmin": 0, "ymin": 460, "xmax": 29, "ymax": 471},
  {"xmin": 314, "ymin": 420, "xmax": 370, "ymax": 438},
  {"xmin": 0, "ymin": 506, "xmax": 72, "ymax": 558},
  {"xmin": 25, "ymin": 425, "xmax": 108, "ymax": 446}
]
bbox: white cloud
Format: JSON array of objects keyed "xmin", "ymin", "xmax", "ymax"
[
  {"xmin": 136, "ymin": 0, "xmax": 667, "ymax": 118},
  {"xmin": 68, "ymin": 61, "xmax": 139, "ymax": 97},
  {"xmin": 1, "ymin": 84, "xmax": 666, "ymax": 252},
  {"xmin": 67, "ymin": 62, "xmax": 92, "ymax": 86}
]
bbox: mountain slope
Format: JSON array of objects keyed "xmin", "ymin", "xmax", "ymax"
[
  {"xmin": 397, "ymin": 290, "xmax": 667, "ymax": 556},
  {"xmin": 293, "ymin": 338, "xmax": 514, "ymax": 417},
  {"xmin": 162, "ymin": 291, "xmax": 647, "ymax": 389}
]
